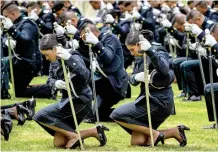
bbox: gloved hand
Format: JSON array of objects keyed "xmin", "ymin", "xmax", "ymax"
[
  {"xmin": 132, "ymin": 7, "xmax": 141, "ymax": 19},
  {"xmin": 189, "ymin": 42, "xmax": 197, "ymax": 50},
  {"xmin": 53, "ymin": 22, "xmax": 65, "ymax": 35},
  {"xmin": 1, "ymin": 16, "xmax": 13, "ymax": 29},
  {"xmin": 216, "ymin": 68, "xmax": 218, "ymax": 77},
  {"xmin": 120, "ymin": 11, "xmax": 133, "ymax": 22},
  {"xmin": 131, "ymin": 23, "xmax": 142, "ymax": 31},
  {"xmin": 161, "ymin": 19, "xmax": 172, "ymax": 28},
  {"xmin": 65, "ymin": 20, "xmax": 78, "ymax": 35},
  {"xmin": 106, "ymin": 3, "xmax": 114, "ymax": 10},
  {"xmin": 185, "ymin": 23, "xmax": 202, "ymax": 36},
  {"xmin": 105, "ymin": 14, "xmax": 115, "ymax": 24},
  {"xmin": 0, "ymin": 28, "xmax": 2, "ymax": 36},
  {"xmin": 55, "ymin": 80, "xmax": 67, "ymax": 90},
  {"xmin": 29, "ymin": 9, "xmax": 39, "ymax": 21},
  {"xmin": 5, "ymin": 39, "xmax": 16, "ymax": 50},
  {"xmin": 161, "ymin": 3, "xmax": 171, "ymax": 13},
  {"xmin": 139, "ymin": 35, "xmax": 152, "ymax": 51},
  {"xmin": 197, "ymin": 45, "xmax": 207, "ymax": 56},
  {"xmin": 204, "ymin": 29, "xmax": 217, "ymax": 47},
  {"xmin": 56, "ymin": 46, "xmax": 71, "ymax": 60},
  {"xmin": 91, "ymin": 59, "xmax": 98, "ymax": 72},
  {"xmin": 72, "ymin": 39, "xmax": 79, "ymax": 50},
  {"xmin": 172, "ymin": 7, "xmax": 180, "ymax": 14},
  {"xmin": 134, "ymin": 72, "xmax": 144, "ymax": 82},
  {"xmin": 84, "ymin": 27, "xmax": 99, "ymax": 45},
  {"xmin": 169, "ymin": 38, "xmax": 178, "ymax": 46}
]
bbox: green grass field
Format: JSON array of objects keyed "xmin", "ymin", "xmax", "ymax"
[{"xmin": 1, "ymin": 76, "xmax": 218, "ymax": 151}]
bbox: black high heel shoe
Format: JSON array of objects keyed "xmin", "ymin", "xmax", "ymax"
[
  {"xmin": 69, "ymin": 139, "xmax": 84, "ymax": 149},
  {"xmin": 96, "ymin": 124, "xmax": 110, "ymax": 146},
  {"xmin": 16, "ymin": 105, "xmax": 26, "ymax": 126},
  {"xmin": 177, "ymin": 125, "xmax": 190, "ymax": 147},
  {"xmin": 154, "ymin": 132, "xmax": 164, "ymax": 146},
  {"xmin": 23, "ymin": 98, "xmax": 36, "ymax": 120}
]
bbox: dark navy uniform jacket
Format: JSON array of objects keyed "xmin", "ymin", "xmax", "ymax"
[
  {"xmin": 7, "ymin": 15, "xmax": 41, "ymax": 73},
  {"xmin": 67, "ymin": 5, "xmax": 82, "ymax": 17},
  {"xmin": 34, "ymin": 10, "xmax": 55, "ymax": 35},
  {"xmin": 47, "ymin": 52, "xmax": 92, "ymax": 108},
  {"xmin": 129, "ymin": 43, "xmax": 174, "ymax": 108},
  {"xmin": 205, "ymin": 9, "xmax": 218, "ymax": 22},
  {"xmin": 92, "ymin": 32, "xmax": 129, "ymax": 97},
  {"xmin": 135, "ymin": 6, "xmax": 158, "ymax": 41}
]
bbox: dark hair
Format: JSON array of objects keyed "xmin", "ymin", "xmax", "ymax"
[
  {"xmin": 125, "ymin": 29, "xmax": 154, "ymax": 46},
  {"xmin": 196, "ymin": 0, "xmax": 208, "ymax": 8}
]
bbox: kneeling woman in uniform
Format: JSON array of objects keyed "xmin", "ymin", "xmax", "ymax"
[
  {"xmin": 110, "ymin": 30, "xmax": 190, "ymax": 147},
  {"xmin": 33, "ymin": 34, "xmax": 109, "ymax": 149}
]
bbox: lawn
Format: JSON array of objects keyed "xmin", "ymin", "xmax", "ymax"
[{"xmin": 1, "ymin": 76, "xmax": 218, "ymax": 151}]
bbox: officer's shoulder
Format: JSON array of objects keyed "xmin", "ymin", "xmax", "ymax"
[
  {"xmin": 140, "ymin": 6, "xmax": 152, "ymax": 13},
  {"xmin": 151, "ymin": 42, "xmax": 161, "ymax": 46},
  {"xmin": 206, "ymin": 19, "xmax": 214, "ymax": 25}
]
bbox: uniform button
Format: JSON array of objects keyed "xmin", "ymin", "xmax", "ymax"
[
  {"xmin": 14, "ymin": 29, "xmax": 17, "ymax": 31},
  {"xmin": 102, "ymin": 47, "xmax": 104, "ymax": 49},
  {"xmin": 12, "ymin": 33, "xmax": 14, "ymax": 35},
  {"xmin": 98, "ymin": 51, "xmax": 101, "ymax": 53},
  {"xmin": 73, "ymin": 62, "xmax": 76, "ymax": 66}
]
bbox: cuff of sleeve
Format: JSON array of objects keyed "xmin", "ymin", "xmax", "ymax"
[
  {"xmin": 74, "ymin": 31, "xmax": 80, "ymax": 40},
  {"xmin": 212, "ymin": 43, "xmax": 218, "ymax": 51},
  {"xmin": 197, "ymin": 31, "xmax": 206, "ymax": 41},
  {"xmin": 93, "ymin": 42, "xmax": 105, "ymax": 55},
  {"xmin": 8, "ymin": 25, "xmax": 21, "ymax": 39},
  {"xmin": 36, "ymin": 18, "xmax": 45, "ymax": 28},
  {"xmin": 168, "ymin": 26, "xmax": 176, "ymax": 35},
  {"xmin": 146, "ymin": 46, "xmax": 156, "ymax": 59}
]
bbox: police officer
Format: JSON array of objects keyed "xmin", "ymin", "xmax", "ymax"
[
  {"xmin": 196, "ymin": 1, "xmax": 218, "ymax": 22},
  {"xmin": 33, "ymin": 34, "xmax": 109, "ymax": 149},
  {"xmin": 110, "ymin": 29, "xmax": 189, "ymax": 147},
  {"xmin": 27, "ymin": 1, "xmax": 55, "ymax": 76},
  {"xmin": 181, "ymin": 10, "xmax": 216, "ymax": 101},
  {"xmin": 63, "ymin": 1, "xmax": 81, "ymax": 17},
  {"xmin": 52, "ymin": 1, "xmax": 66, "ymax": 26},
  {"xmin": 80, "ymin": 23, "xmax": 129, "ymax": 122},
  {"xmin": 1, "ymin": 2, "xmax": 41, "ymax": 97},
  {"xmin": 199, "ymin": 24, "xmax": 218, "ymax": 129}
]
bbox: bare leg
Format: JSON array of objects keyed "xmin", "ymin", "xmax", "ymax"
[
  {"xmin": 158, "ymin": 127, "xmax": 183, "ymax": 142},
  {"xmin": 53, "ymin": 132, "xmax": 68, "ymax": 148},
  {"xmin": 131, "ymin": 131, "xmax": 149, "ymax": 146},
  {"xmin": 114, "ymin": 120, "xmax": 160, "ymax": 145},
  {"xmin": 39, "ymin": 122, "xmax": 78, "ymax": 148}
]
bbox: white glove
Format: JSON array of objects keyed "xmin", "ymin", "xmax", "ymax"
[
  {"xmin": 172, "ymin": 7, "xmax": 181, "ymax": 14},
  {"xmin": 5, "ymin": 39, "xmax": 16, "ymax": 50},
  {"xmin": 134, "ymin": 72, "xmax": 144, "ymax": 82},
  {"xmin": 169, "ymin": 38, "xmax": 178, "ymax": 46},
  {"xmin": 185, "ymin": 23, "xmax": 202, "ymax": 36},
  {"xmin": 205, "ymin": 30, "xmax": 217, "ymax": 47},
  {"xmin": 105, "ymin": 14, "xmax": 115, "ymax": 24},
  {"xmin": 131, "ymin": 23, "xmax": 142, "ymax": 31},
  {"xmin": 72, "ymin": 39, "xmax": 79, "ymax": 50},
  {"xmin": 55, "ymin": 80, "xmax": 67, "ymax": 90},
  {"xmin": 161, "ymin": 3, "xmax": 171, "ymax": 13},
  {"xmin": 152, "ymin": 8, "xmax": 161, "ymax": 17},
  {"xmin": 189, "ymin": 42, "xmax": 197, "ymax": 50},
  {"xmin": 53, "ymin": 22, "xmax": 65, "ymax": 35},
  {"xmin": 161, "ymin": 19, "xmax": 172, "ymax": 28},
  {"xmin": 216, "ymin": 68, "xmax": 218, "ymax": 77},
  {"xmin": 139, "ymin": 35, "xmax": 152, "ymax": 51},
  {"xmin": 1, "ymin": 17, "xmax": 13, "ymax": 29},
  {"xmin": 106, "ymin": 3, "xmax": 114, "ymax": 10},
  {"xmin": 29, "ymin": 9, "xmax": 39, "ymax": 21},
  {"xmin": 132, "ymin": 7, "xmax": 141, "ymax": 19},
  {"xmin": 85, "ymin": 28, "xmax": 99, "ymax": 45},
  {"xmin": 120, "ymin": 11, "xmax": 133, "ymax": 22},
  {"xmin": 0, "ymin": 28, "xmax": 2, "ymax": 36},
  {"xmin": 91, "ymin": 59, "xmax": 97, "ymax": 73},
  {"xmin": 65, "ymin": 20, "xmax": 78, "ymax": 35},
  {"xmin": 197, "ymin": 45, "xmax": 207, "ymax": 56},
  {"xmin": 56, "ymin": 46, "xmax": 71, "ymax": 60}
]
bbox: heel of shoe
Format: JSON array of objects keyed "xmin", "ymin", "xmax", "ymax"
[
  {"xmin": 102, "ymin": 125, "xmax": 110, "ymax": 131},
  {"xmin": 154, "ymin": 132, "xmax": 164, "ymax": 146},
  {"xmin": 177, "ymin": 125, "xmax": 190, "ymax": 147}
]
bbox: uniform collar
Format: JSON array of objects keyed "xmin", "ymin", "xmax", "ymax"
[
  {"xmin": 98, "ymin": 31, "xmax": 110, "ymax": 41},
  {"xmin": 13, "ymin": 15, "xmax": 23, "ymax": 24}
]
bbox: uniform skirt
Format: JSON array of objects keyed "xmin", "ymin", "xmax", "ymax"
[
  {"xmin": 110, "ymin": 91, "xmax": 173, "ymax": 134},
  {"xmin": 33, "ymin": 98, "xmax": 92, "ymax": 136}
]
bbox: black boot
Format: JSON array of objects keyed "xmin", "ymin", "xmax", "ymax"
[
  {"xmin": 23, "ymin": 98, "xmax": 36, "ymax": 120},
  {"xmin": 1, "ymin": 110, "xmax": 13, "ymax": 141},
  {"xmin": 16, "ymin": 105, "xmax": 26, "ymax": 126}
]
